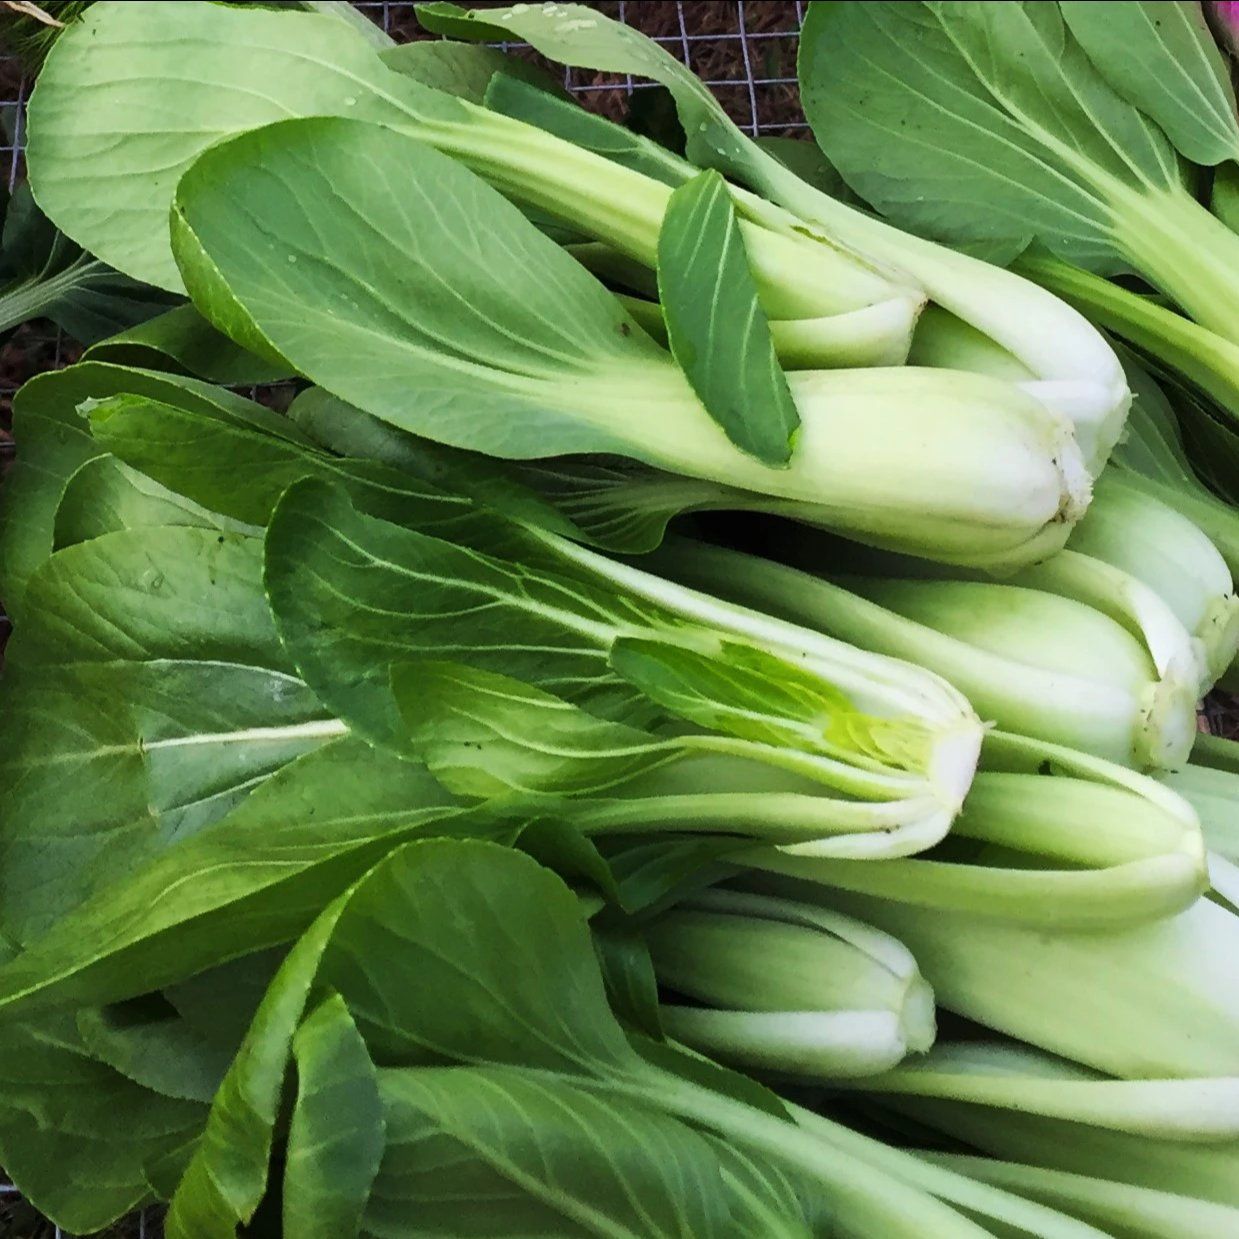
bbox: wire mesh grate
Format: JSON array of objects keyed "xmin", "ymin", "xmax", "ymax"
[{"xmin": 0, "ymin": 2, "xmax": 805, "ymax": 1232}]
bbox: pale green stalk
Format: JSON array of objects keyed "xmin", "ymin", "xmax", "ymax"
[
  {"xmin": 921, "ymin": 1153, "xmax": 1239, "ymax": 1239},
  {"xmin": 757, "ymin": 867, "xmax": 1239, "ymax": 1079},
  {"xmin": 646, "ymin": 887, "xmax": 934, "ymax": 1078},
  {"xmin": 651, "ymin": 538, "xmax": 1197, "ymax": 769},
  {"xmin": 790, "ymin": 1106, "xmax": 1112, "ymax": 1239}
]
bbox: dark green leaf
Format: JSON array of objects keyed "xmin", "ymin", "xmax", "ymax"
[
  {"xmin": 85, "ymin": 302, "xmax": 294, "ymax": 383},
  {"xmin": 593, "ymin": 921, "xmax": 664, "ymax": 1040},
  {"xmin": 365, "ymin": 1065, "xmax": 735, "ymax": 1237},
  {"xmin": 626, "ymin": 85, "xmax": 687, "ymax": 156},
  {"xmin": 0, "ymin": 737, "xmax": 474, "ymax": 1019},
  {"xmin": 166, "ymin": 889, "xmax": 351, "ymax": 1238},
  {"xmin": 264, "ymin": 480, "xmax": 665, "ymax": 753},
  {"xmin": 391, "ymin": 660, "xmax": 673, "ymax": 798},
  {"xmin": 657, "ymin": 169, "xmax": 799, "ymax": 464},
  {"xmin": 284, "ymin": 996, "xmax": 384, "ymax": 1239},
  {"xmin": 0, "ymin": 360, "xmax": 284, "ymax": 617},
  {"xmin": 54, "ymin": 453, "xmax": 252, "ymax": 550},
  {"xmin": 76, "ymin": 995, "xmax": 234, "ymax": 1104},
  {"xmin": 0, "ymin": 1014, "xmax": 207, "ymax": 1233},
  {"xmin": 0, "ymin": 526, "xmax": 335, "ymax": 942},
  {"xmin": 166, "ymin": 949, "xmax": 285, "ymax": 1051},
  {"xmin": 513, "ymin": 819, "xmax": 622, "ymax": 905}
]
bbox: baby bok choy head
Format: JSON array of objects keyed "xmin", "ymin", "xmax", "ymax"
[
  {"xmin": 262, "ymin": 478, "xmax": 982, "ymax": 859},
  {"xmin": 25, "ymin": 0, "xmax": 1102, "ymax": 570},
  {"xmin": 161, "ymin": 115, "xmax": 1087, "ymax": 570},
  {"xmin": 643, "ymin": 886, "xmax": 935, "ymax": 1080}
]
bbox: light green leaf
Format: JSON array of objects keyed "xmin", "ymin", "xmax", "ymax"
[
  {"xmin": 366, "ymin": 1066, "xmax": 736, "ymax": 1238},
  {"xmin": 27, "ymin": 0, "xmax": 467, "ymax": 289},
  {"xmin": 414, "ymin": 1, "xmax": 756, "ymax": 174},
  {"xmin": 657, "ymin": 170, "xmax": 800, "ymax": 465},
  {"xmin": 170, "ymin": 114, "xmax": 675, "ymax": 461},
  {"xmin": 609, "ymin": 636, "xmax": 931, "ymax": 771},
  {"xmin": 392, "ymin": 660, "xmax": 675, "ymax": 799},
  {"xmin": 1061, "ymin": 0, "xmax": 1239, "ymax": 166},
  {"xmin": 284, "ymin": 996, "xmax": 384, "ymax": 1239},
  {"xmin": 381, "ymin": 38, "xmax": 568, "ymax": 102},
  {"xmin": 798, "ymin": 1, "xmax": 1178, "ymax": 273},
  {"xmin": 84, "ymin": 302, "xmax": 294, "ymax": 383}
]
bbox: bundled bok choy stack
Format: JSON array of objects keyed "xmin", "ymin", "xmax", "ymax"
[
  {"xmin": 23, "ymin": 0, "xmax": 1133, "ymax": 570},
  {"xmin": 2, "ymin": 1, "xmax": 1239, "ymax": 1236}
]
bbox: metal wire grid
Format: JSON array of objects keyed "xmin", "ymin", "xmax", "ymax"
[{"xmin": 0, "ymin": 3, "xmax": 806, "ymax": 1234}]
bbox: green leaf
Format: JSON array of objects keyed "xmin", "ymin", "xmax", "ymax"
[
  {"xmin": 602, "ymin": 836, "xmax": 744, "ymax": 916},
  {"xmin": 317, "ymin": 839, "xmax": 637, "ymax": 1071},
  {"xmin": 76, "ymin": 996, "xmax": 234, "ymax": 1103},
  {"xmin": 657, "ymin": 170, "xmax": 800, "ymax": 465},
  {"xmin": 511, "ymin": 819, "xmax": 622, "ymax": 906},
  {"xmin": 485, "ymin": 72, "xmax": 691, "ymax": 188},
  {"xmin": 366, "ymin": 1065, "xmax": 736, "ymax": 1238},
  {"xmin": 711, "ymin": 1143, "xmax": 819, "ymax": 1238},
  {"xmin": 0, "ymin": 1014, "xmax": 207, "ymax": 1233},
  {"xmin": 413, "ymin": 1, "xmax": 756, "ymax": 174},
  {"xmin": 87, "ymin": 392, "xmax": 476, "ymax": 531},
  {"xmin": 167, "ymin": 888, "xmax": 352, "ymax": 1239},
  {"xmin": 0, "ymin": 737, "xmax": 473, "ymax": 1019},
  {"xmin": 0, "ymin": 526, "xmax": 336, "ymax": 942},
  {"xmin": 593, "ymin": 920, "xmax": 665, "ymax": 1040},
  {"xmin": 391, "ymin": 660, "xmax": 674, "ymax": 799},
  {"xmin": 288, "ymin": 387, "xmax": 593, "ymax": 543},
  {"xmin": 0, "ymin": 180, "xmax": 177, "ymax": 344},
  {"xmin": 165, "ymin": 949, "xmax": 284, "ymax": 1051},
  {"xmin": 264, "ymin": 480, "xmax": 667, "ymax": 753},
  {"xmin": 798, "ymin": 1, "xmax": 1178, "ymax": 274},
  {"xmin": 28, "ymin": 0, "xmax": 468, "ymax": 290},
  {"xmin": 381, "ymin": 37, "xmax": 568, "ymax": 103},
  {"xmin": 284, "ymin": 996, "xmax": 384, "ymax": 1239},
  {"xmin": 54, "ymin": 453, "xmax": 253, "ymax": 550},
  {"xmin": 1061, "ymin": 0, "xmax": 1239, "ymax": 166},
  {"xmin": 85, "ymin": 302, "xmax": 294, "ymax": 384},
  {"xmin": 170, "ymin": 113, "xmax": 672, "ymax": 461},
  {"xmin": 752, "ymin": 137, "xmax": 861, "ymax": 206},
  {"xmin": 0, "ymin": 360, "xmax": 286, "ymax": 616}
]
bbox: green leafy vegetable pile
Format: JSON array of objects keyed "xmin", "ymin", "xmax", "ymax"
[{"xmin": 2, "ymin": 1, "xmax": 1239, "ymax": 1235}]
